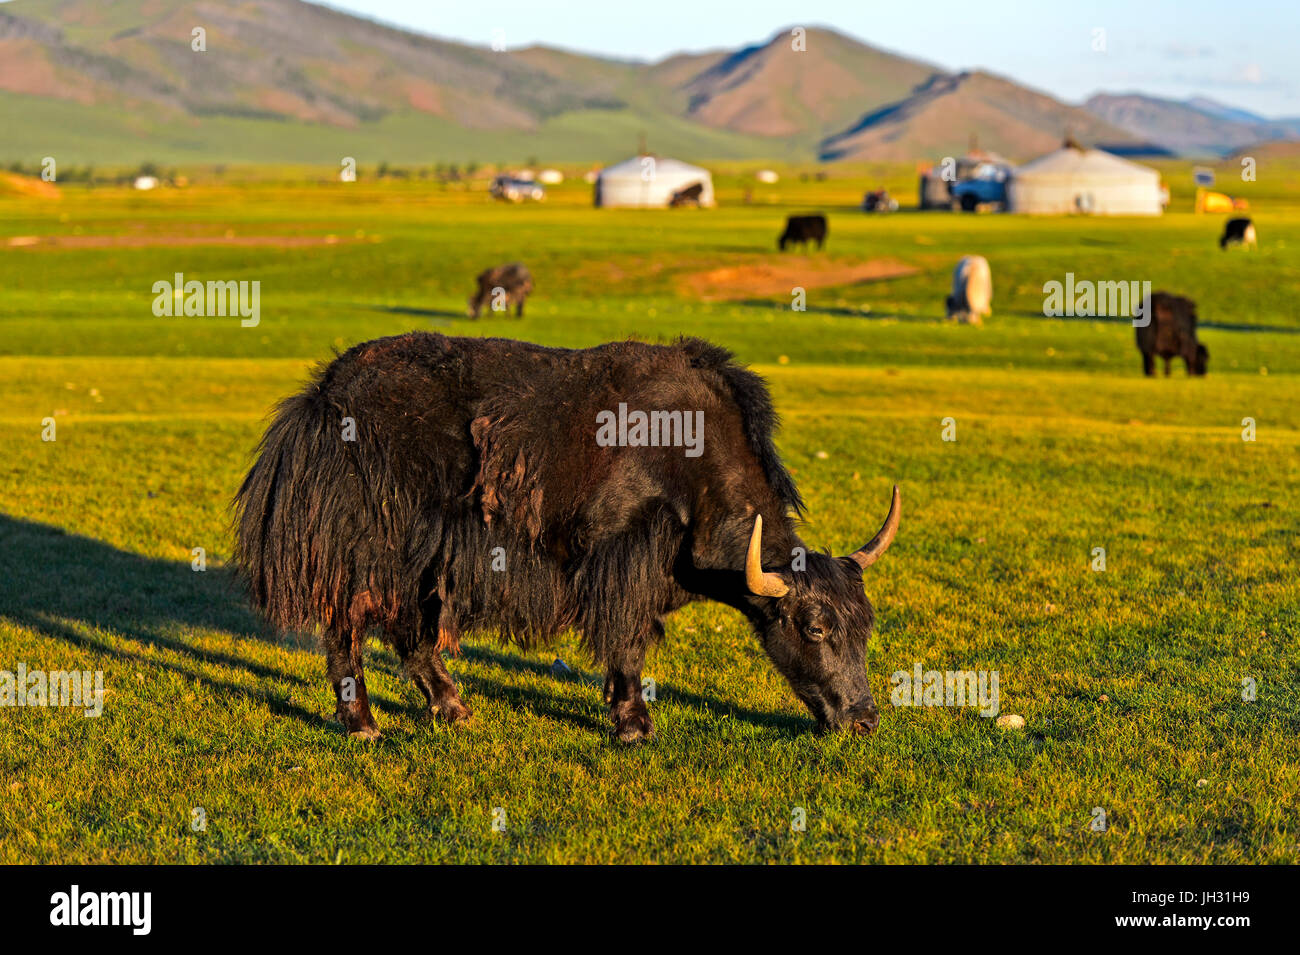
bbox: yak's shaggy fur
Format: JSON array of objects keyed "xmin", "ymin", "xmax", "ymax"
[{"xmin": 234, "ymin": 332, "xmax": 887, "ymax": 741}]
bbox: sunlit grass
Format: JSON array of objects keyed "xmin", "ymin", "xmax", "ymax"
[{"xmin": 0, "ymin": 179, "xmax": 1297, "ymax": 862}]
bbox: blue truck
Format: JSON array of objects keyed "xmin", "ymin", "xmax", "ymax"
[{"xmin": 950, "ymin": 160, "xmax": 1012, "ymax": 211}]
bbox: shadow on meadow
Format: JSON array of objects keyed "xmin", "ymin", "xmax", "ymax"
[
  {"xmin": 0, "ymin": 514, "xmax": 812, "ymax": 737},
  {"xmin": 0, "ymin": 513, "xmax": 325, "ymax": 727},
  {"xmin": 367, "ymin": 304, "xmax": 463, "ymax": 321},
  {"xmin": 733, "ymin": 299, "xmax": 914, "ymax": 321},
  {"xmin": 460, "ymin": 643, "xmax": 814, "ymax": 736},
  {"xmin": 1003, "ymin": 308, "xmax": 1300, "ymax": 334}
]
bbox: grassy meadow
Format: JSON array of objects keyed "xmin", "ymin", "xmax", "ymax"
[{"xmin": 1, "ymin": 162, "xmax": 1298, "ymax": 863}]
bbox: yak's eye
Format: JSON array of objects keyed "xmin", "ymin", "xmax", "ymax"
[{"xmin": 804, "ymin": 625, "xmax": 825, "ymax": 641}]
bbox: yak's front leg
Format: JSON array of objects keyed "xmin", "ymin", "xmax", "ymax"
[
  {"xmin": 326, "ymin": 627, "xmax": 381, "ymax": 740},
  {"xmin": 602, "ymin": 622, "xmax": 659, "ymax": 743},
  {"xmin": 604, "ymin": 664, "xmax": 654, "ymax": 743}
]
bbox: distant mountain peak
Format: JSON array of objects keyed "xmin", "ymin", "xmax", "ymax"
[{"xmin": 1085, "ymin": 91, "xmax": 1300, "ymax": 157}]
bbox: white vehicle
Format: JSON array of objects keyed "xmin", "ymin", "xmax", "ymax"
[{"xmin": 490, "ymin": 175, "xmax": 545, "ymax": 202}]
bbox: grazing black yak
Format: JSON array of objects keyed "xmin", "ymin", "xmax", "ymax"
[
  {"xmin": 468, "ymin": 263, "xmax": 532, "ymax": 318},
  {"xmin": 1136, "ymin": 291, "xmax": 1207, "ymax": 376},
  {"xmin": 234, "ymin": 333, "xmax": 900, "ymax": 742},
  {"xmin": 778, "ymin": 214, "xmax": 828, "ymax": 251}
]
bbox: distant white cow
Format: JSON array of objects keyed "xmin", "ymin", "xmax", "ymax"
[{"xmin": 946, "ymin": 255, "xmax": 992, "ymax": 324}]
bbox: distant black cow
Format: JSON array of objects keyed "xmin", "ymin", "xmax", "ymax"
[
  {"xmin": 468, "ymin": 262, "xmax": 533, "ymax": 318},
  {"xmin": 1136, "ymin": 291, "xmax": 1208, "ymax": 376},
  {"xmin": 778, "ymin": 214, "xmax": 827, "ymax": 251},
  {"xmin": 1220, "ymin": 217, "xmax": 1257, "ymax": 250},
  {"xmin": 669, "ymin": 182, "xmax": 705, "ymax": 207}
]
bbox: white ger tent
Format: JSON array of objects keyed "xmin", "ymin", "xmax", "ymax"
[
  {"xmin": 594, "ymin": 156, "xmax": 715, "ymax": 208},
  {"xmin": 1008, "ymin": 146, "xmax": 1163, "ymax": 215}
]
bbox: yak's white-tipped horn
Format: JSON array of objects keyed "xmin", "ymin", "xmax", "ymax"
[
  {"xmin": 847, "ymin": 485, "xmax": 901, "ymax": 570},
  {"xmin": 746, "ymin": 515, "xmax": 789, "ymax": 598}
]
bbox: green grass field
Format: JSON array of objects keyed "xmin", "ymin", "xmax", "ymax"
[{"xmin": 1, "ymin": 163, "xmax": 1297, "ymax": 863}]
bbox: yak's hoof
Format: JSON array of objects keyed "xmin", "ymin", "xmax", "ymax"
[
  {"xmin": 612, "ymin": 705, "xmax": 655, "ymax": 744},
  {"xmin": 430, "ymin": 697, "xmax": 473, "ymax": 725},
  {"xmin": 336, "ymin": 705, "xmax": 382, "ymax": 740}
]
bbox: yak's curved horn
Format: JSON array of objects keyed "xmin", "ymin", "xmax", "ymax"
[
  {"xmin": 846, "ymin": 485, "xmax": 901, "ymax": 570},
  {"xmin": 746, "ymin": 515, "xmax": 789, "ymax": 598}
]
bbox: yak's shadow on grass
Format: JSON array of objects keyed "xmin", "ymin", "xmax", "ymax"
[
  {"xmin": 459, "ymin": 643, "xmax": 814, "ymax": 735},
  {"xmin": 0, "ymin": 514, "xmax": 813, "ymax": 738},
  {"xmin": 0, "ymin": 514, "xmax": 323, "ymax": 728}
]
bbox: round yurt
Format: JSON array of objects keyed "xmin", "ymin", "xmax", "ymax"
[
  {"xmin": 594, "ymin": 156, "xmax": 715, "ymax": 208},
  {"xmin": 1008, "ymin": 145, "xmax": 1163, "ymax": 215}
]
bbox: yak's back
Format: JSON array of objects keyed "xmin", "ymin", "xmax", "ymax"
[
  {"xmin": 461, "ymin": 335, "xmax": 803, "ymax": 542},
  {"xmin": 234, "ymin": 332, "xmax": 801, "ymax": 633},
  {"xmin": 282, "ymin": 330, "xmax": 801, "ymax": 529}
]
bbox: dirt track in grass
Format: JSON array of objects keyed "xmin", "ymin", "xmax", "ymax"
[{"xmin": 678, "ymin": 257, "xmax": 919, "ymax": 300}]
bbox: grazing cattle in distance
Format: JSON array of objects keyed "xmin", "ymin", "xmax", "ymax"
[
  {"xmin": 778, "ymin": 214, "xmax": 828, "ymax": 251},
  {"xmin": 669, "ymin": 182, "xmax": 705, "ymax": 207},
  {"xmin": 234, "ymin": 333, "xmax": 900, "ymax": 743},
  {"xmin": 1220, "ymin": 217, "xmax": 1257, "ymax": 250},
  {"xmin": 468, "ymin": 262, "xmax": 533, "ymax": 318},
  {"xmin": 945, "ymin": 255, "xmax": 992, "ymax": 324},
  {"xmin": 1136, "ymin": 291, "xmax": 1207, "ymax": 376}
]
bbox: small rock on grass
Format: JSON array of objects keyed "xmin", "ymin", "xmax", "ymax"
[
  {"xmin": 996, "ymin": 714, "xmax": 1025, "ymax": 730},
  {"xmin": 550, "ymin": 658, "xmax": 573, "ymax": 679}
]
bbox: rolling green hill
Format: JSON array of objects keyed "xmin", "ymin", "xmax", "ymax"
[{"xmin": 0, "ymin": 0, "xmax": 1140, "ymax": 164}]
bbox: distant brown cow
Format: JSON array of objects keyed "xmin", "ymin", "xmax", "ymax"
[
  {"xmin": 670, "ymin": 183, "xmax": 705, "ymax": 207},
  {"xmin": 468, "ymin": 263, "xmax": 533, "ymax": 318},
  {"xmin": 1136, "ymin": 291, "xmax": 1208, "ymax": 377}
]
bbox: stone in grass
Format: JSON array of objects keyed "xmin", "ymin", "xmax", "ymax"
[
  {"xmin": 996, "ymin": 714, "xmax": 1026, "ymax": 730},
  {"xmin": 550, "ymin": 658, "xmax": 573, "ymax": 679}
]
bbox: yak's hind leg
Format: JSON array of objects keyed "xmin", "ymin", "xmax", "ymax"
[
  {"xmin": 402, "ymin": 636, "xmax": 472, "ymax": 724},
  {"xmin": 326, "ymin": 626, "xmax": 381, "ymax": 740}
]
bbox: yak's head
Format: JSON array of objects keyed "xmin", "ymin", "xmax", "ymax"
[{"xmin": 746, "ymin": 486, "xmax": 900, "ymax": 736}]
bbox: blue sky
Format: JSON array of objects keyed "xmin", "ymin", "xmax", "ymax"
[{"xmin": 322, "ymin": 0, "xmax": 1300, "ymax": 117}]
